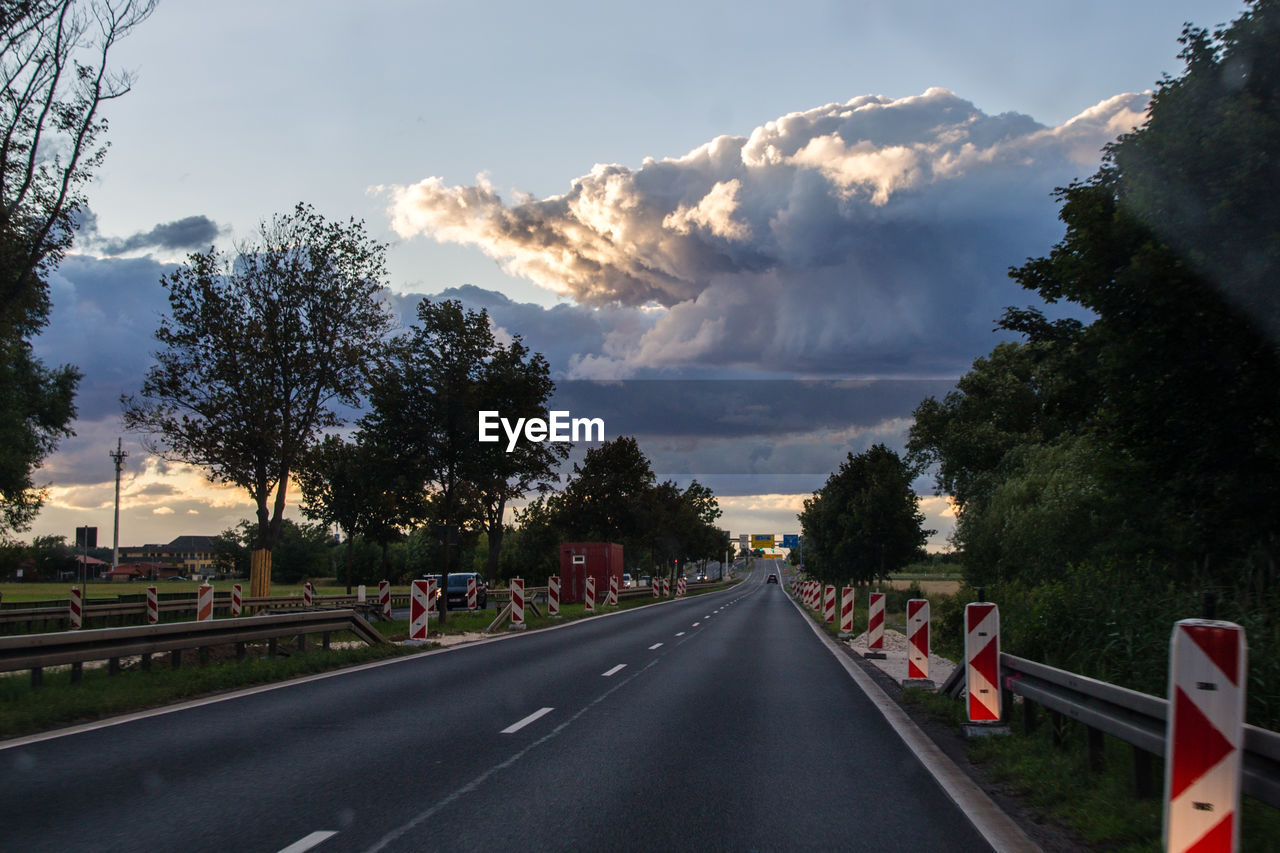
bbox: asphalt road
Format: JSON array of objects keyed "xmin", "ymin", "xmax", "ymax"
[{"xmin": 1, "ymin": 561, "xmax": 994, "ymax": 852}]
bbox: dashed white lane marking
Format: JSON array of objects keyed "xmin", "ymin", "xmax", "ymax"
[
  {"xmin": 692, "ymin": 622, "xmax": 701, "ymax": 627},
  {"xmin": 675, "ymin": 632, "xmax": 685, "ymax": 637},
  {"xmin": 649, "ymin": 643, "xmax": 663, "ymax": 650},
  {"xmin": 602, "ymin": 664, "xmax": 627, "ymax": 677},
  {"xmin": 501, "ymin": 707, "xmax": 554, "ymax": 734},
  {"xmin": 278, "ymin": 831, "xmax": 337, "ymax": 853}
]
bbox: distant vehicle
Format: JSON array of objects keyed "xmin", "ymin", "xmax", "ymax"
[
  {"xmin": 638, "ymin": 575, "xmax": 651, "ymax": 587},
  {"xmin": 623, "ymin": 573, "xmax": 633, "ymax": 588},
  {"xmin": 444, "ymin": 572, "xmax": 487, "ymax": 609},
  {"xmin": 766, "ymin": 573, "xmax": 779, "ymax": 584}
]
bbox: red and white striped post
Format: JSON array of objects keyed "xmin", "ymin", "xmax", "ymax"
[
  {"xmin": 466, "ymin": 576, "xmax": 477, "ymax": 611},
  {"xmin": 197, "ymin": 583, "xmax": 214, "ymax": 621},
  {"xmin": 69, "ymin": 586, "xmax": 83, "ymax": 629},
  {"xmin": 965, "ymin": 602, "xmax": 1000, "ymax": 722},
  {"xmin": 823, "ymin": 584, "xmax": 836, "ymax": 623},
  {"xmin": 585, "ymin": 576, "xmax": 597, "ymax": 613},
  {"xmin": 607, "ymin": 573, "xmax": 619, "ymax": 607},
  {"xmin": 548, "ymin": 575, "xmax": 561, "ymax": 617},
  {"xmin": 147, "ymin": 585, "xmax": 159, "ymax": 624},
  {"xmin": 662, "ymin": 577, "xmax": 671, "ymax": 597},
  {"xmin": 231, "ymin": 583, "xmax": 243, "ymax": 617},
  {"xmin": 652, "ymin": 577, "xmax": 660, "ymax": 598},
  {"xmin": 1163, "ymin": 619, "xmax": 1246, "ymax": 853},
  {"xmin": 867, "ymin": 592, "xmax": 885, "ymax": 650},
  {"xmin": 511, "ymin": 578, "xmax": 526, "ymax": 628},
  {"xmin": 409, "ymin": 579, "xmax": 431, "ymax": 640},
  {"xmin": 839, "ymin": 586, "xmax": 854, "ymax": 636},
  {"xmin": 813, "ymin": 582, "xmax": 823, "ymax": 613},
  {"xmin": 303, "ymin": 582, "xmax": 314, "ymax": 608},
  {"xmin": 677, "ymin": 577, "xmax": 687, "ymax": 597},
  {"xmin": 906, "ymin": 599, "xmax": 930, "ymax": 680},
  {"xmin": 379, "ymin": 580, "xmax": 391, "ymax": 620}
]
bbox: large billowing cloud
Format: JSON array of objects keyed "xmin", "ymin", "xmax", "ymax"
[{"xmin": 383, "ymin": 88, "xmax": 1148, "ymax": 377}]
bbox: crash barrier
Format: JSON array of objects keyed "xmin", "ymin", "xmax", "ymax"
[
  {"xmin": 196, "ymin": 584, "xmax": 214, "ymax": 622},
  {"xmin": 547, "ymin": 576, "xmax": 561, "ymax": 617},
  {"xmin": 906, "ymin": 599, "xmax": 930, "ymax": 680},
  {"xmin": 0, "ymin": 609, "xmax": 388, "ymax": 688},
  {"xmin": 823, "ymin": 585, "xmax": 835, "ymax": 624},
  {"xmin": 585, "ymin": 577, "xmax": 596, "ymax": 613},
  {"xmin": 867, "ymin": 592, "xmax": 885, "ymax": 652},
  {"xmin": 1164, "ymin": 620, "xmax": 1246, "ymax": 852}
]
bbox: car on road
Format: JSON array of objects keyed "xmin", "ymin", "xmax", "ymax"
[
  {"xmin": 767, "ymin": 573, "xmax": 778, "ymax": 584},
  {"xmin": 444, "ymin": 572, "xmax": 487, "ymax": 610},
  {"xmin": 623, "ymin": 573, "xmax": 633, "ymax": 588}
]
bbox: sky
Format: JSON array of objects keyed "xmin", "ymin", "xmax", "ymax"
[{"xmin": 24, "ymin": 0, "xmax": 1250, "ymax": 553}]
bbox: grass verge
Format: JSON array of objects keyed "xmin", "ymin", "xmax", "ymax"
[
  {"xmin": 0, "ymin": 641, "xmax": 417, "ymax": 741},
  {"xmin": 900, "ymin": 689, "xmax": 1280, "ymax": 851}
]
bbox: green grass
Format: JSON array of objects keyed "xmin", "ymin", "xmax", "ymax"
[
  {"xmin": 900, "ymin": 690, "xmax": 1280, "ymax": 851},
  {"xmin": 0, "ymin": 641, "xmax": 417, "ymax": 740}
]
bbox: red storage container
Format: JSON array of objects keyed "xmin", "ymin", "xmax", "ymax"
[{"xmin": 559, "ymin": 542, "xmax": 624, "ymax": 604}]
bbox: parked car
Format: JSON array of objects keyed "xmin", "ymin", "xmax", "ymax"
[{"xmin": 444, "ymin": 572, "xmax": 487, "ymax": 609}]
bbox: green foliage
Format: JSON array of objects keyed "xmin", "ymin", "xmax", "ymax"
[
  {"xmin": 123, "ymin": 203, "xmax": 394, "ymax": 553},
  {"xmin": 798, "ymin": 444, "xmax": 929, "ymax": 586}
]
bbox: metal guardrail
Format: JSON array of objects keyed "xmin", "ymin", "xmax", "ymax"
[
  {"xmin": 1000, "ymin": 652, "xmax": 1280, "ymax": 808},
  {"xmin": 0, "ymin": 609, "xmax": 388, "ymax": 688}
]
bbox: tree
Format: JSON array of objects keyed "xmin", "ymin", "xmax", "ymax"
[
  {"xmin": 0, "ymin": 0, "xmax": 155, "ymax": 530},
  {"xmin": 123, "ymin": 203, "xmax": 394, "ymax": 598},
  {"xmin": 798, "ymin": 444, "xmax": 929, "ymax": 586},
  {"xmin": 553, "ymin": 435, "xmax": 655, "ymax": 547}
]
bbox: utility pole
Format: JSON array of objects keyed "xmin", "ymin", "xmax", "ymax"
[{"xmin": 109, "ymin": 438, "xmax": 128, "ymax": 570}]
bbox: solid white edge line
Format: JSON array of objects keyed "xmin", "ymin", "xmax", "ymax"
[
  {"xmin": 277, "ymin": 830, "xmax": 338, "ymax": 853},
  {"xmin": 1, "ymin": 580, "xmax": 750, "ymax": 751},
  {"xmin": 602, "ymin": 664, "xmax": 627, "ymax": 677},
  {"xmin": 501, "ymin": 706, "xmax": 554, "ymax": 734},
  {"xmin": 789, "ymin": 595, "xmax": 1040, "ymax": 853}
]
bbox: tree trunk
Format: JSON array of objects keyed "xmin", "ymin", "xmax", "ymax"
[{"xmin": 250, "ymin": 548, "xmax": 272, "ymax": 598}]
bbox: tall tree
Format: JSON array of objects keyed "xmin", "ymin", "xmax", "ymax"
[
  {"xmin": 123, "ymin": 203, "xmax": 393, "ymax": 598},
  {"xmin": 0, "ymin": 0, "xmax": 155, "ymax": 530}
]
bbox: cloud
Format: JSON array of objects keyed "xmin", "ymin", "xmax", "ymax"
[
  {"xmin": 152, "ymin": 506, "xmax": 175, "ymax": 515},
  {"xmin": 77, "ymin": 210, "xmax": 225, "ymax": 256},
  {"xmin": 383, "ymin": 88, "xmax": 1149, "ymax": 377}
]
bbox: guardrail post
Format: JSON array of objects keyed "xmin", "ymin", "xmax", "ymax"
[
  {"xmin": 170, "ymin": 649, "xmax": 182, "ymax": 669},
  {"xmin": 70, "ymin": 662, "xmax": 82, "ymax": 684},
  {"xmin": 1163, "ymin": 619, "xmax": 1245, "ymax": 853},
  {"xmin": 1087, "ymin": 725, "xmax": 1104, "ymax": 772},
  {"xmin": 31, "ymin": 666, "xmax": 42, "ymax": 688},
  {"xmin": 1134, "ymin": 747, "xmax": 1155, "ymax": 799}
]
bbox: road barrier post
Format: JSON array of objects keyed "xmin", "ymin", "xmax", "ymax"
[
  {"xmin": 467, "ymin": 576, "xmax": 477, "ymax": 611},
  {"xmin": 608, "ymin": 573, "xmax": 619, "ymax": 607},
  {"xmin": 197, "ymin": 584, "xmax": 213, "ymax": 622},
  {"xmin": 548, "ymin": 575, "xmax": 561, "ymax": 617},
  {"xmin": 663, "ymin": 577, "xmax": 670, "ymax": 597},
  {"xmin": 965, "ymin": 602, "xmax": 1000, "ymax": 722},
  {"xmin": 839, "ymin": 587, "xmax": 854, "ymax": 637},
  {"xmin": 677, "ymin": 577, "xmax": 687, "ymax": 596},
  {"xmin": 379, "ymin": 580, "xmax": 391, "ymax": 620},
  {"xmin": 147, "ymin": 586, "xmax": 159, "ymax": 624},
  {"xmin": 426, "ymin": 576, "xmax": 437, "ymax": 617},
  {"xmin": 652, "ymin": 578, "xmax": 660, "ymax": 598},
  {"xmin": 867, "ymin": 592, "xmax": 885, "ymax": 652},
  {"xmin": 231, "ymin": 583, "xmax": 243, "ymax": 617},
  {"xmin": 585, "ymin": 576, "xmax": 596, "ymax": 613},
  {"xmin": 69, "ymin": 586, "xmax": 82, "ymax": 630},
  {"xmin": 907, "ymin": 599, "xmax": 930, "ymax": 680},
  {"xmin": 511, "ymin": 578, "xmax": 526, "ymax": 628},
  {"xmin": 823, "ymin": 585, "xmax": 835, "ymax": 623},
  {"xmin": 814, "ymin": 582, "xmax": 823, "ymax": 613},
  {"xmin": 302, "ymin": 582, "xmax": 314, "ymax": 608},
  {"xmin": 1163, "ymin": 619, "xmax": 1246, "ymax": 853},
  {"xmin": 409, "ymin": 579, "xmax": 430, "ymax": 640},
  {"xmin": 357, "ymin": 584, "xmax": 365, "ymax": 603}
]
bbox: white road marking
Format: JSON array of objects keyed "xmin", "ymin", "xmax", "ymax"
[
  {"xmin": 649, "ymin": 643, "xmax": 663, "ymax": 650},
  {"xmin": 278, "ymin": 831, "xmax": 338, "ymax": 853},
  {"xmin": 602, "ymin": 664, "xmax": 627, "ymax": 677},
  {"xmin": 675, "ymin": 632, "xmax": 685, "ymax": 637},
  {"xmin": 501, "ymin": 707, "xmax": 554, "ymax": 734},
  {"xmin": 692, "ymin": 622, "xmax": 700, "ymax": 627}
]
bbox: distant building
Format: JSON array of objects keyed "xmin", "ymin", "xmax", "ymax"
[{"xmin": 119, "ymin": 535, "xmax": 218, "ymax": 580}]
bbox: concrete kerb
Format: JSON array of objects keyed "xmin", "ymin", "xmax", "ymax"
[{"xmin": 786, "ymin": 593, "xmax": 1041, "ymax": 853}]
